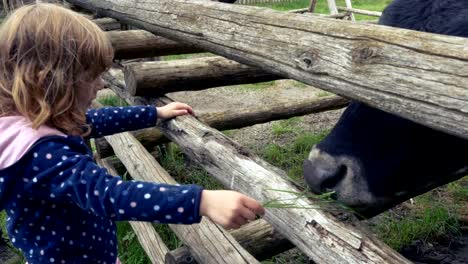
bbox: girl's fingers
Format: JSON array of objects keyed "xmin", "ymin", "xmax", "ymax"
[
  {"xmin": 242, "ymin": 196, "xmax": 266, "ymax": 216},
  {"xmin": 177, "ymin": 103, "xmax": 193, "ymax": 114},
  {"xmin": 186, "ymin": 106, "xmax": 194, "ymax": 114},
  {"xmin": 172, "ymin": 109, "xmax": 188, "ymax": 117},
  {"xmin": 239, "ymin": 207, "xmax": 256, "ymax": 221},
  {"xmin": 233, "ymin": 216, "xmax": 248, "ymax": 228},
  {"xmin": 227, "ymin": 223, "xmax": 241, "ymax": 230}
]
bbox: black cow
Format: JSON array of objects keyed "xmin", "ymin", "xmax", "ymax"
[{"xmin": 304, "ymin": 0, "xmax": 468, "ymax": 218}]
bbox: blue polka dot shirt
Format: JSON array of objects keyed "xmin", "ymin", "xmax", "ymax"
[{"xmin": 0, "ymin": 106, "xmax": 203, "ymax": 264}]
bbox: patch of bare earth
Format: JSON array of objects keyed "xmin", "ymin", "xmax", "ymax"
[{"xmin": 168, "ymin": 79, "xmax": 344, "ymax": 148}]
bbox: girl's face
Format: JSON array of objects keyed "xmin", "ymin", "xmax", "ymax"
[{"xmin": 77, "ymin": 74, "xmax": 105, "ymax": 112}]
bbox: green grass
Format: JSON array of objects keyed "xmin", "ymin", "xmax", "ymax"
[
  {"xmin": 271, "ymin": 117, "xmax": 303, "ymax": 136},
  {"xmin": 0, "ymin": 211, "xmax": 6, "ymax": 240},
  {"xmin": 234, "ymin": 81, "xmax": 277, "ymax": 92},
  {"xmin": 222, "ymin": 129, "xmax": 237, "ymax": 137},
  {"xmin": 292, "ymin": 80, "xmax": 309, "ymax": 88},
  {"xmin": 97, "ymin": 95, "xmax": 128, "ymax": 107},
  {"xmin": 158, "ymin": 143, "xmax": 224, "ymax": 189},
  {"xmin": 262, "ymin": 252, "xmax": 310, "ymax": 264},
  {"xmin": 447, "ymin": 177, "xmax": 468, "ymax": 202},
  {"xmin": 374, "ymin": 197, "xmax": 461, "ymax": 251},
  {"xmin": 0, "ymin": 212, "xmax": 24, "ymax": 264},
  {"xmin": 256, "ymin": 0, "xmax": 391, "ymax": 16},
  {"xmin": 117, "ymin": 222, "xmax": 152, "ymax": 264},
  {"xmin": 262, "ymin": 131, "xmax": 328, "ymax": 183},
  {"xmin": 162, "ymin": 52, "xmax": 216, "ymax": 61},
  {"xmin": 317, "ymin": 91, "xmax": 333, "ymax": 97}
]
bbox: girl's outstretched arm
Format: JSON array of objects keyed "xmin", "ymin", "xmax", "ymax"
[
  {"xmin": 23, "ymin": 136, "xmax": 265, "ymax": 229},
  {"xmin": 85, "ymin": 102, "xmax": 193, "ymax": 138},
  {"xmin": 24, "ymin": 137, "xmax": 203, "ymax": 224}
]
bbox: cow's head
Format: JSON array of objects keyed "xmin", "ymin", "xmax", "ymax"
[{"xmin": 304, "ymin": 0, "xmax": 468, "ymax": 218}]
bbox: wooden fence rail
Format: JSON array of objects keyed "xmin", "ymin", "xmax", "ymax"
[
  {"xmin": 63, "ymin": 1, "xmax": 466, "ymax": 263},
  {"xmin": 235, "ymin": 0, "xmax": 294, "ymax": 5},
  {"xmin": 67, "ymin": 0, "xmax": 468, "ymax": 140},
  {"xmin": 99, "ymin": 68, "xmax": 410, "ymax": 263}
]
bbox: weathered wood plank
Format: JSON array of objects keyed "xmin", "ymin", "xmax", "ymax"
[
  {"xmin": 67, "ymin": 0, "xmax": 468, "ymax": 139},
  {"xmin": 126, "ymin": 95, "xmax": 411, "ymax": 263},
  {"xmin": 107, "ymin": 8, "xmax": 341, "ymax": 60},
  {"xmin": 108, "ymin": 30, "xmax": 204, "ymax": 60},
  {"xmin": 104, "ymin": 132, "xmax": 259, "ymax": 264},
  {"xmin": 166, "ymin": 219, "xmax": 294, "ymax": 264},
  {"xmin": 124, "ymin": 56, "xmax": 281, "ymax": 96},
  {"xmin": 97, "ymin": 158, "xmax": 169, "ymax": 264},
  {"xmin": 93, "ymin": 17, "xmax": 121, "ymax": 31},
  {"xmin": 96, "ymin": 68, "xmax": 348, "ymax": 158}
]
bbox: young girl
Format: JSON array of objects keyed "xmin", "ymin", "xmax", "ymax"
[{"xmin": 0, "ymin": 3, "xmax": 265, "ymax": 263}]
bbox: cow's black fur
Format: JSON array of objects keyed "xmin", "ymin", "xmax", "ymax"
[{"xmin": 304, "ymin": 0, "xmax": 468, "ymax": 218}]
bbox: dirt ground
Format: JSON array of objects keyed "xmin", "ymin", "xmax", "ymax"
[
  {"xmin": 168, "ymin": 80, "xmax": 344, "ymax": 147},
  {"xmin": 162, "ymin": 80, "xmax": 468, "ymax": 264}
]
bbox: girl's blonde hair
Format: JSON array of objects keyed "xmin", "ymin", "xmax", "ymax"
[{"xmin": 0, "ymin": 3, "xmax": 113, "ymax": 136}]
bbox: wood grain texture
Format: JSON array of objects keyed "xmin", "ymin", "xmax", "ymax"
[
  {"xmin": 148, "ymin": 97, "xmax": 411, "ymax": 263},
  {"xmin": 124, "ymin": 56, "xmax": 280, "ymax": 96},
  {"xmin": 96, "ymin": 68, "xmax": 348, "ymax": 158},
  {"xmin": 103, "ymin": 132, "xmax": 259, "ymax": 264},
  {"xmin": 97, "ymin": 159, "xmax": 169, "ymax": 264},
  {"xmin": 108, "ymin": 30, "xmax": 203, "ymax": 60},
  {"xmin": 68, "ymin": 0, "xmax": 468, "ymax": 139},
  {"xmin": 166, "ymin": 219, "xmax": 294, "ymax": 264}
]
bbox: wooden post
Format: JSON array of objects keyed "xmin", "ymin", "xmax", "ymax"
[
  {"xmin": 326, "ymin": 0, "xmax": 338, "ymax": 15},
  {"xmin": 96, "ymin": 68, "xmax": 348, "ymax": 158},
  {"xmin": 98, "ymin": 67, "xmax": 409, "ymax": 263},
  {"xmin": 103, "ymin": 132, "xmax": 259, "ymax": 264},
  {"xmin": 124, "ymin": 56, "xmax": 281, "ymax": 96},
  {"xmin": 97, "ymin": 158, "xmax": 170, "ymax": 264},
  {"xmin": 92, "ymin": 17, "xmax": 121, "ymax": 31},
  {"xmin": 126, "ymin": 95, "xmax": 411, "ymax": 264},
  {"xmin": 344, "ymin": 0, "xmax": 355, "ymax": 21},
  {"xmin": 108, "ymin": 30, "xmax": 204, "ymax": 60},
  {"xmin": 165, "ymin": 219, "xmax": 294, "ymax": 264},
  {"xmin": 66, "ymin": 0, "xmax": 468, "ymax": 139},
  {"xmin": 307, "ymin": 0, "xmax": 317, "ymax": 13}
]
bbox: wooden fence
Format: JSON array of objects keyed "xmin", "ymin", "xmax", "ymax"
[
  {"xmin": 62, "ymin": 0, "xmax": 468, "ymax": 263},
  {"xmin": 235, "ymin": 0, "xmax": 295, "ymax": 5}
]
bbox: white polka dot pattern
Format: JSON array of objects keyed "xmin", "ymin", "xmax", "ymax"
[{"xmin": 1, "ymin": 106, "xmax": 203, "ymax": 264}]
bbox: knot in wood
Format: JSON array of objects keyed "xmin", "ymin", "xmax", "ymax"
[
  {"xmin": 202, "ymin": 130, "xmax": 213, "ymax": 138},
  {"xmin": 353, "ymin": 46, "xmax": 377, "ymax": 64},
  {"xmin": 296, "ymin": 52, "xmax": 317, "ymax": 70},
  {"xmin": 303, "ymin": 58, "xmax": 313, "ymax": 67}
]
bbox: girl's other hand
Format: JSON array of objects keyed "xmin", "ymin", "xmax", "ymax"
[
  {"xmin": 200, "ymin": 190, "xmax": 266, "ymax": 229},
  {"xmin": 157, "ymin": 102, "xmax": 194, "ymax": 119}
]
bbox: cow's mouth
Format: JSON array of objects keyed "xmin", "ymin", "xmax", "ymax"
[{"xmin": 304, "ymin": 147, "xmax": 390, "ymax": 218}]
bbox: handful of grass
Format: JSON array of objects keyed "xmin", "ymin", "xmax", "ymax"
[{"xmin": 262, "ymin": 189, "xmax": 354, "ymax": 215}]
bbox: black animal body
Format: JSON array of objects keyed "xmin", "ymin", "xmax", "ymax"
[{"xmin": 304, "ymin": 0, "xmax": 468, "ymax": 218}]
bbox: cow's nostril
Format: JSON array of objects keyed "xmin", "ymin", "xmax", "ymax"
[
  {"xmin": 304, "ymin": 158, "xmax": 348, "ymax": 194},
  {"xmin": 320, "ymin": 165, "xmax": 347, "ymax": 193}
]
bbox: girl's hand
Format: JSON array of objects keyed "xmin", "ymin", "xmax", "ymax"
[
  {"xmin": 200, "ymin": 190, "xmax": 265, "ymax": 229},
  {"xmin": 157, "ymin": 102, "xmax": 194, "ymax": 119}
]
